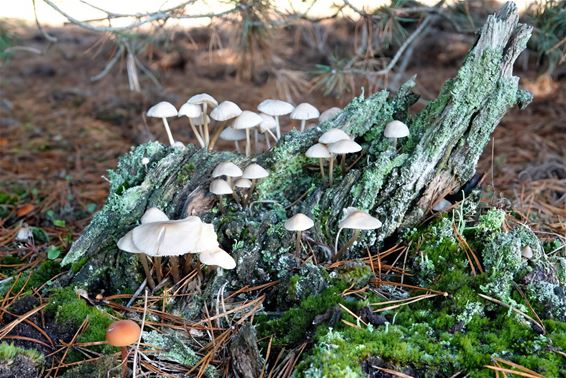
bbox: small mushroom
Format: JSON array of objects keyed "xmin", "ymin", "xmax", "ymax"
[
  {"xmin": 233, "ymin": 111, "xmax": 262, "ymax": 157},
  {"xmin": 328, "ymin": 139, "xmax": 362, "ymax": 174},
  {"xmin": 242, "ymin": 163, "xmax": 269, "ymax": 196},
  {"xmin": 187, "ymin": 93, "xmax": 218, "ymax": 148},
  {"xmin": 147, "ymin": 101, "xmax": 178, "ymax": 146},
  {"xmin": 290, "ymin": 103, "xmax": 320, "ymax": 132},
  {"xmin": 384, "ymin": 120, "xmax": 410, "ymax": 149},
  {"xmin": 209, "ymin": 101, "xmax": 242, "ymax": 151},
  {"xmin": 305, "ymin": 143, "xmax": 331, "ymax": 178},
  {"xmin": 234, "ymin": 177, "xmax": 252, "ymax": 204},
  {"xmin": 106, "ymin": 320, "xmax": 141, "ymax": 378},
  {"xmin": 212, "ymin": 161, "xmax": 243, "ymax": 185},
  {"xmin": 521, "ymin": 246, "xmax": 533, "ymax": 259},
  {"xmin": 218, "ymin": 127, "xmax": 247, "ymax": 152},
  {"xmin": 257, "ymin": 99, "xmax": 294, "ymax": 139},
  {"xmin": 199, "ymin": 248, "xmax": 237, "ymax": 270},
  {"xmin": 334, "ymin": 207, "xmax": 382, "ymax": 261},
  {"xmin": 284, "ymin": 213, "xmax": 314, "ymax": 255},
  {"xmin": 178, "ymin": 102, "xmax": 204, "ymax": 148},
  {"xmin": 258, "ymin": 113, "xmax": 278, "ymax": 150},
  {"xmin": 319, "ymin": 107, "xmax": 342, "ymax": 123},
  {"xmin": 210, "ymin": 178, "xmax": 233, "ymax": 213},
  {"xmin": 318, "ymin": 128, "xmax": 351, "ymax": 185}
]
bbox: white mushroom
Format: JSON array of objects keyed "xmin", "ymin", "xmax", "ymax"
[
  {"xmin": 147, "ymin": 101, "xmax": 178, "ymax": 146},
  {"xmin": 209, "ymin": 101, "xmax": 242, "ymax": 151},
  {"xmin": 210, "ymin": 178, "xmax": 233, "ymax": 212},
  {"xmin": 257, "ymin": 99, "xmax": 294, "ymax": 139},
  {"xmin": 305, "ymin": 143, "xmax": 331, "ymax": 178},
  {"xmin": 334, "ymin": 207, "xmax": 381, "ymax": 261},
  {"xmin": 319, "ymin": 107, "xmax": 342, "ymax": 123},
  {"xmin": 290, "ymin": 103, "xmax": 320, "ymax": 132},
  {"xmin": 187, "ymin": 93, "xmax": 218, "ymax": 148},
  {"xmin": 233, "ymin": 111, "xmax": 262, "ymax": 157},
  {"xmin": 328, "ymin": 139, "xmax": 362, "ymax": 174},
  {"xmin": 178, "ymin": 102, "xmax": 204, "ymax": 148},
  {"xmin": 219, "ymin": 127, "xmax": 247, "ymax": 153},
  {"xmin": 199, "ymin": 248, "xmax": 236, "ymax": 270},
  {"xmin": 384, "ymin": 120, "xmax": 410, "ymax": 149},
  {"xmin": 284, "ymin": 213, "xmax": 314, "ymax": 255}
]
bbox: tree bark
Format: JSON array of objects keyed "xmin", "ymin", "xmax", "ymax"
[{"xmin": 60, "ymin": 2, "xmax": 531, "ymax": 295}]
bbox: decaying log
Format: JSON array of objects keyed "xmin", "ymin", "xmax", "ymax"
[{"xmin": 60, "ymin": 2, "xmax": 531, "ymax": 295}]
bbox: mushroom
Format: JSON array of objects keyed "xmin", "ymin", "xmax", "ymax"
[
  {"xmin": 334, "ymin": 207, "xmax": 382, "ymax": 261},
  {"xmin": 212, "ymin": 161, "xmax": 243, "ymax": 185},
  {"xmin": 209, "ymin": 101, "xmax": 242, "ymax": 151},
  {"xmin": 305, "ymin": 143, "xmax": 331, "ymax": 178},
  {"xmin": 290, "ymin": 103, "xmax": 320, "ymax": 132},
  {"xmin": 147, "ymin": 101, "xmax": 178, "ymax": 146},
  {"xmin": 187, "ymin": 93, "xmax": 218, "ymax": 149},
  {"xmin": 318, "ymin": 128, "xmax": 351, "ymax": 185},
  {"xmin": 106, "ymin": 319, "xmax": 141, "ymax": 378},
  {"xmin": 199, "ymin": 248, "xmax": 237, "ymax": 270},
  {"xmin": 242, "ymin": 163, "xmax": 269, "ymax": 196},
  {"xmin": 521, "ymin": 246, "xmax": 533, "ymax": 259},
  {"xmin": 258, "ymin": 113, "xmax": 278, "ymax": 149},
  {"xmin": 210, "ymin": 178, "xmax": 233, "ymax": 213},
  {"xmin": 117, "ymin": 207, "xmax": 170, "ymax": 289},
  {"xmin": 328, "ymin": 139, "xmax": 362, "ymax": 174},
  {"xmin": 284, "ymin": 213, "xmax": 314, "ymax": 255},
  {"xmin": 218, "ymin": 127, "xmax": 247, "ymax": 152},
  {"xmin": 178, "ymin": 102, "xmax": 204, "ymax": 148},
  {"xmin": 257, "ymin": 99, "xmax": 294, "ymax": 139},
  {"xmin": 319, "ymin": 107, "xmax": 342, "ymax": 123},
  {"xmin": 384, "ymin": 120, "xmax": 410, "ymax": 149},
  {"xmin": 233, "ymin": 111, "xmax": 262, "ymax": 157},
  {"xmin": 190, "ymin": 113, "xmax": 210, "ymax": 139}
]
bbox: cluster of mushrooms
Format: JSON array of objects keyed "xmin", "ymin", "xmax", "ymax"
[
  {"xmin": 147, "ymin": 93, "xmax": 342, "ymax": 156},
  {"xmin": 209, "ymin": 161, "xmax": 269, "ymax": 210},
  {"xmin": 285, "ymin": 207, "xmax": 382, "ymax": 262},
  {"xmin": 305, "ymin": 120, "xmax": 410, "ymax": 185},
  {"xmin": 117, "ymin": 207, "xmax": 235, "ymax": 289}
]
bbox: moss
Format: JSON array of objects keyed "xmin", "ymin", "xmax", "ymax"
[
  {"xmin": 0, "ymin": 342, "xmax": 44, "ymax": 365},
  {"xmin": 1, "ymin": 259, "xmax": 62, "ymax": 296},
  {"xmin": 46, "ymin": 288, "xmax": 114, "ymax": 354}
]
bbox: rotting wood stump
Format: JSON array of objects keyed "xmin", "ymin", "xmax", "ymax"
[{"xmin": 60, "ymin": 2, "xmax": 532, "ymax": 297}]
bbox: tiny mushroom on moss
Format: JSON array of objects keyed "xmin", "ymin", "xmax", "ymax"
[
  {"xmin": 284, "ymin": 213, "xmax": 314, "ymax": 255},
  {"xmin": 178, "ymin": 102, "xmax": 204, "ymax": 148},
  {"xmin": 290, "ymin": 102, "xmax": 320, "ymax": 132},
  {"xmin": 147, "ymin": 101, "xmax": 178, "ymax": 146},
  {"xmin": 106, "ymin": 319, "xmax": 141, "ymax": 378},
  {"xmin": 257, "ymin": 99, "xmax": 294, "ymax": 139},
  {"xmin": 305, "ymin": 143, "xmax": 331, "ymax": 178},
  {"xmin": 319, "ymin": 107, "xmax": 342, "ymax": 123},
  {"xmin": 334, "ymin": 207, "xmax": 382, "ymax": 261},
  {"xmin": 187, "ymin": 93, "xmax": 218, "ymax": 148},
  {"xmin": 328, "ymin": 139, "xmax": 362, "ymax": 174},
  {"xmin": 384, "ymin": 120, "xmax": 410, "ymax": 149},
  {"xmin": 233, "ymin": 111, "xmax": 262, "ymax": 157},
  {"xmin": 210, "ymin": 178, "xmax": 233, "ymax": 212},
  {"xmin": 209, "ymin": 101, "xmax": 242, "ymax": 150},
  {"xmin": 522, "ymin": 246, "xmax": 533, "ymax": 259},
  {"xmin": 212, "ymin": 161, "xmax": 243, "ymax": 185},
  {"xmin": 318, "ymin": 128, "xmax": 351, "ymax": 185}
]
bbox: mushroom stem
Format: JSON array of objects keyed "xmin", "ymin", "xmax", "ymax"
[
  {"xmin": 245, "ymin": 129, "xmax": 251, "ymax": 157},
  {"xmin": 319, "ymin": 158, "xmax": 325, "ymax": 178},
  {"xmin": 341, "ymin": 154, "xmax": 346, "ymax": 173},
  {"xmin": 254, "ymin": 129, "xmax": 260, "ymax": 154},
  {"xmin": 265, "ymin": 136, "xmax": 271, "ymax": 149},
  {"xmin": 154, "ymin": 257, "xmax": 163, "ymax": 283},
  {"xmin": 232, "ymin": 190, "xmax": 241, "ymax": 205},
  {"xmin": 203, "ymin": 103, "xmax": 210, "ymax": 149},
  {"xmin": 169, "ymin": 256, "xmax": 181, "ymax": 284},
  {"xmin": 274, "ymin": 116, "xmax": 281, "ymax": 139},
  {"xmin": 392, "ymin": 138, "xmax": 398, "ymax": 150},
  {"xmin": 235, "ymin": 141, "xmax": 241, "ymax": 153},
  {"xmin": 218, "ymin": 195, "xmax": 225, "ymax": 213},
  {"xmin": 188, "ymin": 119, "xmax": 205, "ymax": 148},
  {"xmin": 161, "ymin": 118, "xmax": 175, "ymax": 146},
  {"xmin": 139, "ymin": 254, "xmax": 155, "ymax": 290},
  {"xmin": 300, "ymin": 120, "xmax": 306, "ymax": 132},
  {"xmin": 265, "ymin": 128, "xmax": 277, "ymax": 144},
  {"xmin": 208, "ymin": 121, "xmax": 226, "ymax": 151},
  {"xmin": 120, "ymin": 347, "xmax": 128, "ymax": 378},
  {"xmin": 295, "ymin": 231, "xmax": 302, "ymax": 256},
  {"xmin": 335, "ymin": 229, "xmax": 361, "ymax": 262},
  {"xmin": 329, "ymin": 155, "xmax": 335, "ymax": 185}
]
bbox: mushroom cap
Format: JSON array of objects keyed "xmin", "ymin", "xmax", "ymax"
[
  {"xmin": 384, "ymin": 120, "xmax": 410, "ymax": 138},
  {"xmin": 131, "ymin": 217, "xmax": 214, "ymax": 256},
  {"xmin": 220, "ymin": 127, "xmax": 246, "ymax": 141},
  {"xmin": 147, "ymin": 101, "xmax": 178, "ymax": 118},
  {"xmin": 210, "ymin": 179, "xmax": 233, "ymax": 195},
  {"xmin": 338, "ymin": 207, "xmax": 382, "ymax": 230},
  {"xmin": 212, "ymin": 161, "xmax": 243, "ymax": 178},
  {"xmin": 199, "ymin": 248, "xmax": 236, "ymax": 269},
  {"xmin": 106, "ymin": 320, "xmax": 141, "ymax": 347},
  {"xmin": 117, "ymin": 232, "xmax": 139, "ymax": 253},
  {"xmin": 328, "ymin": 139, "xmax": 362, "ymax": 155},
  {"xmin": 284, "ymin": 213, "xmax": 314, "ymax": 231},
  {"xmin": 210, "ymin": 101, "xmax": 242, "ymax": 121},
  {"xmin": 178, "ymin": 103, "xmax": 202, "ymax": 118},
  {"xmin": 258, "ymin": 113, "xmax": 277, "ymax": 132},
  {"xmin": 233, "ymin": 111, "xmax": 262, "ymax": 130},
  {"xmin": 187, "ymin": 93, "xmax": 218, "ymax": 108},
  {"xmin": 190, "ymin": 114, "xmax": 210, "ymax": 126},
  {"xmin": 242, "ymin": 163, "xmax": 269, "ymax": 179},
  {"xmin": 194, "ymin": 223, "xmax": 221, "ymax": 253},
  {"xmin": 318, "ymin": 128, "xmax": 350, "ymax": 144},
  {"xmin": 521, "ymin": 246, "xmax": 533, "ymax": 259},
  {"xmin": 257, "ymin": 99, "xmax": 294, "ymax": 116},
  {"xmin": 319, "ymin": 107, "xmax": 342, "ymax": 123},
  {"xmin": 305, "ymin": 143, "xmax": 331, "ymax": 159},
  {"xmin": 432, "ymin": 198, "xmax": 452, "ymax": 212},
  {"xmin": 290, "ymin": 103, "xmax": 320, "ymax": 121},
  {"xmin": 234, "ymin": 178, "xmax": 252, "ymax": 188},
  {"xmin": 140, "ymin": 207, "xmax": 169, "ymax": 224}
]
